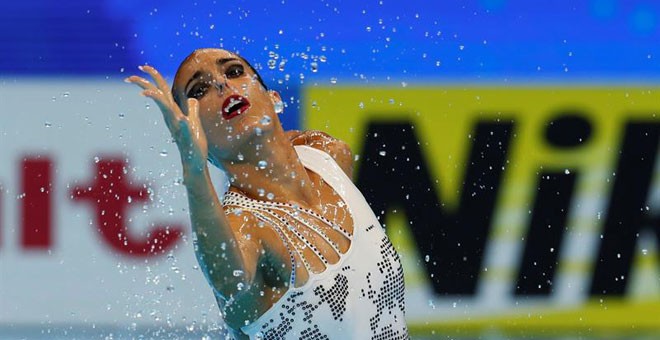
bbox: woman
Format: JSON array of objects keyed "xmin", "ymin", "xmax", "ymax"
[{"xmin": 126, "ymin": 48, "xmax": 408, "ymax": 339}]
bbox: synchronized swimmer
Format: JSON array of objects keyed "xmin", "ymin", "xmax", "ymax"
[{"xmin": 127, "ymin": 48, "xmax": 407, "ymax": 339}]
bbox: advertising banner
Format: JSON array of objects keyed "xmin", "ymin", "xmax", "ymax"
[
  {"xmin": 3, "ymin": 80, "xmax": 659, "ymax": 337},
  {"xmin": 304, "ymin": 86, "xmax": 660, "ymax": 334},
  {"xmin": 0, "ymin": 80, "xmax": 226, "ymax": 337}
]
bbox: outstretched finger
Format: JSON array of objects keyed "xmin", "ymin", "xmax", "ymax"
[
  {"xmin": 140, "ymin": 65, "xmax": 170, "ymax": 94},
  {"xmin": 124, "ymin": 75, "xmax": 157, "ymax": 91}
]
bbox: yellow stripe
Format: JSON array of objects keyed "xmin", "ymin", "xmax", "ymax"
[{"xmin": 408, "ymin": 300, "xmax": 660, "ymax": 336}]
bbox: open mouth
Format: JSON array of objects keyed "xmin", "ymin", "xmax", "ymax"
[{"xmin": 221, "ymin": 95, "xmax": 251, "ymax": 120}]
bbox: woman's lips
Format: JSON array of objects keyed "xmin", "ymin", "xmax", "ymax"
[{"xmin": 221, "ymin": 95, "xmax": 251, "ymax": 120}]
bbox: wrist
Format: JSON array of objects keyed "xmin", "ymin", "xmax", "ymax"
[{"xmin": 182, "ymin": 162, "xmax": 209, "ymax": 187}]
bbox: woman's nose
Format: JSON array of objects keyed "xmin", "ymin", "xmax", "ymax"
[
  {"xmin": 213, "ymin": 76, "xmax": 232, "ymax": 96},
  {"xmin": 213, "ymin": 81, "xmax": 224, "ymax": 95}
]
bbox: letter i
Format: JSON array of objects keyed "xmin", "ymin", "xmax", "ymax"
[
  {"xmin": 21, "ymin": 157, "xmax": 53, "ymax": 249},
  {"xmin": 515, "ymin": 113, "xmax": 592, "ymax": 295}
]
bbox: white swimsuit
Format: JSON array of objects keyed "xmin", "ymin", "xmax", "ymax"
[{"xmin": 223, "ymin": 145, "xmax": 408, "ymax": 340}]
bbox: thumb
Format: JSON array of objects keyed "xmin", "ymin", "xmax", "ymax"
[{"xmin": 186, "ymin": 98, "xmax": 200, "ymax": 120}]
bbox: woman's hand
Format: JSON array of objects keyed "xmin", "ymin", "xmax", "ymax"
[{"xmin": 125, "ymin": 65, "xmax": 208, "ymax": 175}]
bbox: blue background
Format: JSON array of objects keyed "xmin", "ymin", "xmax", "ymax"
[{"xmin": 2, "ymin": 0, "xmax": 659, "ymax": 128}]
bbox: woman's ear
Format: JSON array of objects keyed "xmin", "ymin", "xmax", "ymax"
[
  {"xmin": 268, "ymin": 90, "xmax": 282, "ymax": 104},
  {"xmin": 269, "ymin": 90, "xmax": 284, "ymax": 114}
]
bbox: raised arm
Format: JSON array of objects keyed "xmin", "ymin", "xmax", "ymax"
[{"xmin": 125, "ymin": 66, "xmax": 259, "ymax": 300}]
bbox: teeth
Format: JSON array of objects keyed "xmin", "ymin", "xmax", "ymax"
[{"xmin": 224, "ymin": 97, "xmax": 243, "ymax": 113}]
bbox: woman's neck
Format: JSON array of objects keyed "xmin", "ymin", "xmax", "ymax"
[{"xmin": 219, "ymin": 130, "xmax": 322, "ymax": 209}]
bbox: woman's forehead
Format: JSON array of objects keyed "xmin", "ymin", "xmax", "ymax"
[
  {"xmin": 180, "ymin": 49, "xmax": 236, "ymax": 72},
  {"xmin": 191, "ymin": 48, "xmax": 234, "ymax": 61}
]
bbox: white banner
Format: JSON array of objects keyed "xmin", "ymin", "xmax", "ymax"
[{"xmin": 0, "ymin": 79, "xmax": 228, "ymax": 336}]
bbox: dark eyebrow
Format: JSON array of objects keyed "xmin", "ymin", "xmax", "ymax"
[
  {"xmin": 184, "ymin": 70, "xmax": 203, "ymax": 95},
  {"xmin": 217, "ymin": 57, "xmax": 239, "ymax": 65}
]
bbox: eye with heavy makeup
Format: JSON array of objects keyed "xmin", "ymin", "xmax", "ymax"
[{"xmin": 186, "ymin": 63, "xmax": 246, "ymax": 99}]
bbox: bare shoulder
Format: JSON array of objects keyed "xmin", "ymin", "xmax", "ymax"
[{"xmin": 286, "ymin": 130, "xmax": 354, "ymax": 178}]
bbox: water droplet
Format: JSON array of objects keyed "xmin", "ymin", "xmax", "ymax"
[
  {"xmin": 237, "ymin": 153, "xmax": 245, "ymax": 161},
  {"xmin": 330, "ymin": 77, "xmax": 337, "ymax": 84},
  {"xmin": 255, "ymin": 127, "xmax": 263, "ymax": 136},
  {"xmin": 564, "ymin": 169, "xmax": 570, "ymax": 174},
  {"xmin": 44, "ymin": 122, "xmax": 52, "ymax": 128},
  {"xmin": 642, "ymin": 249, "xmax": 648, "ymax": 255},
  {"xmin": 260, "ymin": 115, "xmax": 272, "ymax": 125},
  {"xmin": 424, "ymin": 255, "xmax": 430, "ymax": 262},
  {"xmin": 267, "ymin": 60, "xmax": 276, "ymax": 70},
  {"xmin": 379, "ymin": 150, "xmax": 387, "ymax": 156},
  {"xmin": 319, "ymin": 55, "xmax": 327, "ymax": 63},
  {"xmin": 236, "ymin": 282, "xmax": 244, "ymax": 291},
  {"xmin": 258, "ymin": 160, "xmax": 268, "ymax": 169},
  {"xmin": 233, "ymin": 269, "xmax": 244, "ymax": 277},
  {"xmin": 160, "ymin": 150, "xmax": 168, "ymax": 157},
  {"xmin": 118, "ymin": 112, "xmax": 125, "ymax": 118},
  {"xmin": 266, "ymin": 192, "xmax": 275, "ymax": 200},
  {"xmin": 62, "ymin": 92, "xmax": 70, "ymax": 98},
  {"xmin": 94, "ymin": 156, "xmax": 100, "ymax": 163},
  {"xmin": 311, "ymin": 62, "xmax": 318, "ymax": 73},
  {"xmin": 274, "ymin": 101, "xmax": 284, "ymax": 114},
  {"xmin": 358, "ymin": 102, "xmax": 364, "ymax": 109},
  {"xmin": 145, "ymin": 103, "xmax": 151, "ymax": 110},
  {"xmin": 257, "ymin": 188, "xmax": 265, "ymax": 197}
]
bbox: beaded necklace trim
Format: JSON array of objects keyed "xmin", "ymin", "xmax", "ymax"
[{"xmin": 222, "ymin": 190, "xmax": 353, "ymax": 287}]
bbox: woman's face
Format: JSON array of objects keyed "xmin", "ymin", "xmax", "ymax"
[{"xmin": 172, "ymin": 48, "xmax": 281, "ymax": 159}]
